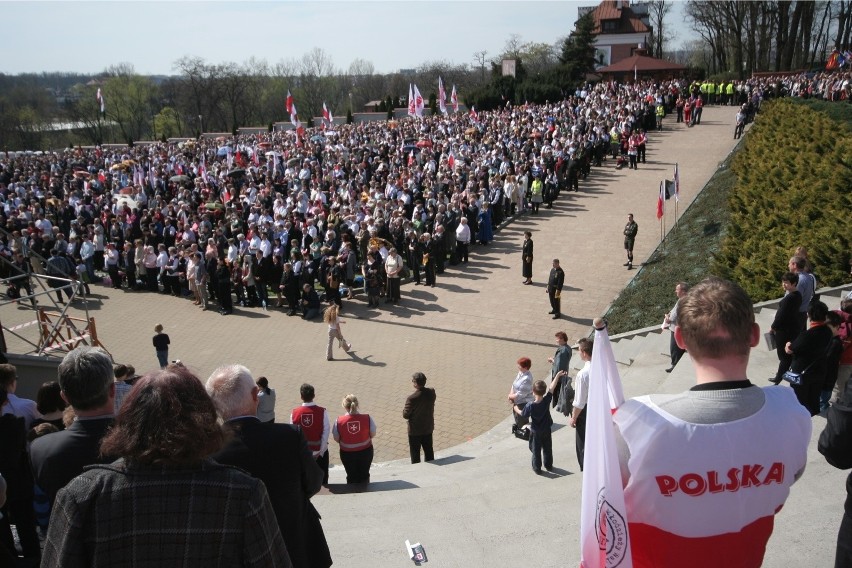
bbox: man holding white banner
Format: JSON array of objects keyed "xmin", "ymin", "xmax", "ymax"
[{"xmin": 607, "ymin": 277, "xmax": 811, "ymax": 568}]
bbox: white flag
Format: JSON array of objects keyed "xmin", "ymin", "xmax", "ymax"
[
  {"xmin": 438, "ymin": 76, "xmax": 447, "ymax": 115},
  {"xmin": 579, "ymin": 320, "xmax": 632, "ymax": 568},
  {"xmin": 408, "ymin": 84, "xmax": 416, "ymax": 117},
  {"xmin": 413, "ymin": 84, "xmax": 425, "ymax": 117}
]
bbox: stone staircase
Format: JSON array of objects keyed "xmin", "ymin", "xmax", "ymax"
[{"xmin": 313, "ymin": 283, "xmax": 852, "ymax": 568}]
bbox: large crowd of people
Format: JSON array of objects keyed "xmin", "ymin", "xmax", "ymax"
[
  {"xmin": 0, "ymin": 72, "xmax": 848, "ymax": 316},
  {"xmin": 0, "ymin": 70, "xmax": 850, "ymax": 565}
]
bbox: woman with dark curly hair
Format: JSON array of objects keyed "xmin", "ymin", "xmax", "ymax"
[{"xmin": 41, "ymin": 367, "xmax": 292, "ymax": 568}]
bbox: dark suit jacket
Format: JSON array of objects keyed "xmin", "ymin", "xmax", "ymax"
[
  {"xmin": 403, "ymin": 387, "xmax": 436, "ymax": 436},
  {"xmin": 548, "ymin": 267, "xmax": 565, "ymax": 293},
  {"xmin": 212, "ymin": 418, "xmax": 330, "ymax": 568},
  {"xmin": 29, "ymin": 416, "xmax": 114, "ymax": 507}
]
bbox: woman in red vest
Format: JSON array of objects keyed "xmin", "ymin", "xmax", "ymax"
[{"xmin": 332, "ymin": 394, "xmax": 376, "ymax": 484}]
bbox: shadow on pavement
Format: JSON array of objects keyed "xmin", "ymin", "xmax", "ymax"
[
  {"xmin": 322, "ymin": 479, "xmax": 419, "ymax": 494},
  {"xmin": 428, "ymin": 455, "xmax": 474, "ymax": 466}
]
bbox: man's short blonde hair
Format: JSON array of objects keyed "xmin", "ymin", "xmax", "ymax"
[{"xmin": 678, "ymin": 277, "xmax": 754, "ymax": 360}]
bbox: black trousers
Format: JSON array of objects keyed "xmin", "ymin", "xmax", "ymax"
[
  {"xmin": 549, "ymin": 291, "xmax": 561, "ymax": 315},
  {"xmin": 316, "ymin": 449, "xmax": 330, "ymax": 486},
  {"xmin": 670, "ymin": 332, "xmax": 686, "ymax": 367},
  {"xmin": 408, "ymin": 433, "xmax": 434, "ymax": 463},
  {"xmin": 340, "ymin": 446, "xmax": 373, "ymax": 484},
  {"xmin": 575, "ymin": 407, "xmax": 587, "ymax": 471}
]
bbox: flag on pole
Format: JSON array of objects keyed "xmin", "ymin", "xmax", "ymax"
[
  {"xmin": 656, "ymin": 181, "xmax": 665, "ymax": 220},
  {"xmin": 252, "ymin": 146, "xmax": 260, "ymax": 167},
  {"xmin": 413, "ymin": 84, "xmax": 425, "ymax": 117},
  {"xmin": 633, "ymin": 65, "xmax": 638, "ymax": 82},
  {"xmin": 199, "ymin": 157, "xmax": 208, "ymax": 183},
  {"xmin": 579, "ymin": 319, "xmax": 632, "ymax": 568},
  {"xmin": 673, "ymin": 163, "xmax": 680, "ymax": 202},
  {"xmin": 322, "ymin": 102, "xmax": 333, "ymax": 126},
  {"xmin": 469, "ymin": 106, "xmax": 478, "ymax": 122},
  {"xmin": 447, "ymin": 150, "xmax": 455, "ymax": 171},
  {"xmin": 226, "ymin": 147, "xmax": 234, "ymax": 170},
  {"xmin": 450, "ymin": 85, "xmax": 459, "ymax": 112},
  {"xmin": 286, "ymin": 90, "xmax": 295, "ymax": 115},
  {"xmin": 148, "ymin": 166, "xmax": 156, "ymax": 191},
  {"xmin": 96, "ymin": 88, "xmax": 105, "ymax": 115},
  {"xmin": 408, "ymin": 84, "xmax": 416, "ymax": 117},
  {"xmin": 438, "ymin": 77, "xmax": 447, "ymax": 115},
  {"xmin": 408, "ymin": 150, "xmax": 415, "ymax": 166}
]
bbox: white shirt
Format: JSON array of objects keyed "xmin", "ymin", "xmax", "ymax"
[
  {"xmin": 455, "ymin": 223, "xmax": 471, "ymax": 243},
  {"xmin": 573, "ymin": 360, "xmax": 591, "ymax": 410}
]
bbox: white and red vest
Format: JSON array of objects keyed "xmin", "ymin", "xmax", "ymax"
[
  {"xmin": 292, "ymin": 405, "xmax": 325, "ymax": 452},
  {"xmin": 614, "ymin": 387, "xmax": 811, "ymax": 568},
  {"xmin": 336, "ymin": 414, "xmax": 372, "ymax": 452}
]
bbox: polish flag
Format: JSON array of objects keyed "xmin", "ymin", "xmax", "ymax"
[
  {"xmin": 469, "ymin": 106, "xmax": 478, "ymax": 122},
  {"xmin": 96, "ymin": 88, "xmax": 105, "ymax": 114},
  {"xmin": 438, "ymin": 77, "xmax": 447, "ymax": 115},
  {"xmin": 408, "ymin": 150, "xmax": 415, "ymax": 166},
  {"xmin": 252, "ymin": 146, "xmax": 260, "ymax": 167},
  {"xmin": 286, "ymin": 90, "xmax": 295, "ymax": 115},
  {"xmin": 579, "ymin": 320, "xmax": 632, "ymax": 568},
  {"xmin": 408, "ymin": 84, "xmax": 416, "ymax": 117},
  {"xmin": 451, "ymin": 85, "xmax": 459, "ymax": 112},
  {"xmin": 174, "ymin": 163, "xmax": 184, "ymax": 176},
  {"xmin": 413, "ymin": 84, "xmax": 425, "ymax": 117},
  {"xmin": 322, "ymin": 102, "xmax": 333, "ymax": 126},
  {"xmin": 199, "ymin": 158, "xmax": 208, "ymax": 183},
  {"xmin": 447, "ymin": 150, "xmax": 455, "ymax": 171},
  {"xmin": 674, "ymin": 163, "xmax": 680, "ymax": 202},
  {"xmin": 656, "ymin": 181, "xmax": 665, "ymax": 219}
]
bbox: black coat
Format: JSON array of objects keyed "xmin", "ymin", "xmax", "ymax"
[
  {"xmin": 29, "ymin": 417, "xmax": 114, "ymax": 507},
  {"xmin": 212, "ymin": 418, "xmax": 331, "ymax": 568}
]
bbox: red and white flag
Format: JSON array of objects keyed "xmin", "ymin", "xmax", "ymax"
[
  {"xmin": 408, "ymin": 150, "xmax": 415, "ymax": 166},
  {"xmin": 408, "ymin": 84, "xmax": 416, "ymax": 117},
  {"xmin": 290, "ymin": 102, "xmax": 301, "ymax": 129},
  {"xmin": 322, "ymin": 102, "xmax": 333, "ymax": 126},
  {"xmin": 413, "ymin": 84, "xmax": 425, "ymax": 117},
  {"xmin": 199, "ymin": 157, "xmax": 208, "ymax": 183},
  {"xmin": 579, "ymin": 321, "xmax": 632, "ymax": 568},
  {"xmin": 673, "ymin": 163, "xmax": 680, "ymax": 202},
  {"xmin": 252, "ymin": 146, "xmax": 260, "ymax": 167},
  {"xmin": 469, "ymin": 106, "xmax": 478, "ymax": 122},
  {"xmin": 447, "ymin": 150, "xmax": 455, "ymax": 171},
  {"xmin": 286, "ymin": 90, "xmax": 295, "ymax": 116},
  {"xmin": 226, "ymin": 147, "xmax": 234, "ymax": 170},
  {"xmin": 96, "ymin": 88, "xmax": 105, "ymax": 114},
  {"xmin": 451, "ymin": 85, "xmax": 459, "ymax": 112},
  {"xmin": 438, "ymin": 77, "xmax": 447, "ymax": 115},
  {"xmin": 656, "ymin": 180, "xmax": 665, "ymax": 220},
  {"xmin": 174, "ymin": 162, "xmax": 184, "ymax": 176}
]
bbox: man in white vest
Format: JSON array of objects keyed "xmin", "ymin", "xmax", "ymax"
[{"xmin": 614, "ymin": 277, "xmax": 811, "ymax": 568}]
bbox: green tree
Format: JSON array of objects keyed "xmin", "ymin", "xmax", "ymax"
[
  {"xmin": 153, "ymin": 107, "xmax": 182, "ymax": 140},
  {"xmin": 346, "ymin": 108, "xmax": 354, "ymax": 124},
  {"xmin": 559, "ymin": 12, "xmax": 597, "ymax": 85}
]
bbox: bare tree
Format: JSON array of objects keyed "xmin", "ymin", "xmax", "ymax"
[
  {"xmin": 647, "ymin": 1, "xmax": 674, "ymax": 58},
  {"xmin": 473, "ymin": 50, "xmax": 488, "ymax": 82}
]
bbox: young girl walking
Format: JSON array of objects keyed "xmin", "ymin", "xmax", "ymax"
[{"xmin": 324, "ymin": 304, "xmax": 352, "ymax": 361}]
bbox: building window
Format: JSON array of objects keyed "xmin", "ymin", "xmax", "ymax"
[{"xmin": 602, "ymin": 20, "xmax": 618, "ymax": 32}]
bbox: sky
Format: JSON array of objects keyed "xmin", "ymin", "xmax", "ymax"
[{"xmin": 2, "ymin": 0, "xmax": 694, "ymax": 76}]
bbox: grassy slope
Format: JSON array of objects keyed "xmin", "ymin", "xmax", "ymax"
[{"xmin": 605, "ymin": 98, "xmax": 852, "ymax": 335}]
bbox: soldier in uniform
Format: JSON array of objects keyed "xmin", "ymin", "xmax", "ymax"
[{"xmin": 624, "ymin": 213, "xmax": 638, "ymax": 269}]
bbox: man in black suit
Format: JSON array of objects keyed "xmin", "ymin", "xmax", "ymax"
[
  {"xmin": 30, "ymin": 346, "xmax": 116, "ymax": 507},
  {"xmin": 207, "ymin": 365, "xmax": 331, "ymax": 568},
  {"xmin": 547, "ymin": 258, "xmax": 565, "ymax": 319}
]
